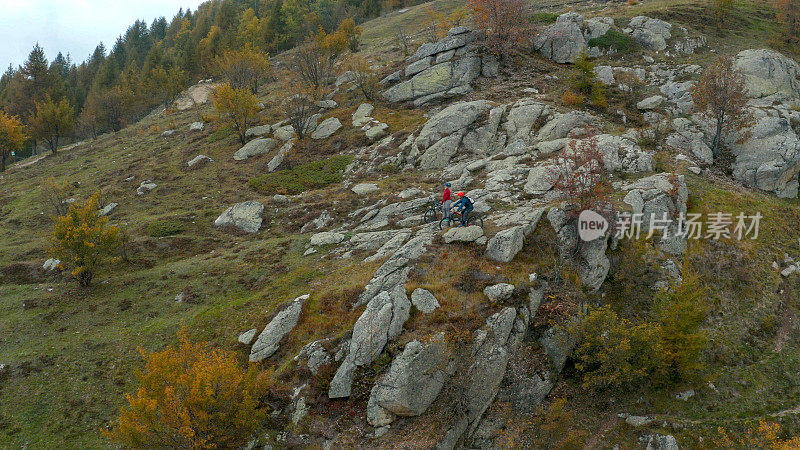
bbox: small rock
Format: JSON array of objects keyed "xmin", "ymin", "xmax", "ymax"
[
  {"xmin": 626, "ymin": 415, "xmax": 655, "ymax": 427},
  {"xmin": 137, "ymin": 181, "xmax": 157, "ymax": 195},
  {"xmin": 187, "ymin": 154, "xmax": 214, "ymax": 167},
  {"xmin": 781, "ymin": 265, "xmax": 797, "ymax": 277},
  {"xmin": 637, "ymin": 95, "xmax": 665, "ymax": 110},
  {"xmin": 238, "ymin": 329, "xmax": 258, "ymax": 345},
  {"xmin": 365, "ymin": 122, "xmax": 389, "ymax": 141},
  {"xmin": 410, "ymin": 289, "xmax": 441, "ymax": 313},
  {"xmin": 375, "ymin": 426, "xmax": 390, "ymax": 437},
  {"xmin": 353, "ymin": 103, "xmax": 375, "ymax": 126},
  {"xmin": 310, "ymin": 232, "xmax": 346, "ymax": 246},
  {"xmin": 189, "ymin": 121, "xmax": 204, "ymax": 132},
  {"xmin": 311, "ymin": 117, "xmax": 342, "ymax": 140},
  {"xmin": 234, "ymin": 138, "xmax": 278, "ymax": 161},
  {"xmin": 483, "ymin": 283, "xmax": 515, "ymax": 302},
  {"xmin": 161, "ymin": 129, "xmax": 176, "ymax": 137},
  {"xmin": 43, "ymin": 258, "xmax": 61, "ymax": 271},
  {"xmin": 273, "ymin": 194, "xmax": 289, "ymax": 203},
  {"xmin": 214, "ymin": 201, "xmax": 264, "ymax": 233},
  {"xmin": 316, "ymin": 100, "xmax": 338, "ymax": 109},
  {"xmin": 398, "ymin": 188, "xmax": 422, "ymax": 199},
  {"xmin": 687, "ymin": 166, "xmax": 701, "ymax": 175},
  {"xmin": 352, "ymin": 183, "xmax": 380, "ymax": 195},
  {"xmin": 274, "ymin": 125, "xmax": 296, "ymax": 140},
  {"xmin": 250, "ymin": 295, "xmax": 308, "ymax": 362},
  {"xmin": 98, "ymin": 202, "xmax": 118, "ymax": 216},
  {"xmin": 245, "ymin": 125, "xmax": 272, "ymax": 137},
  {"xmin": 675, "ymin": 389, "xmax": 695, "ymax": 401}
]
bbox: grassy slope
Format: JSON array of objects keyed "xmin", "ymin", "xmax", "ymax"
[{"xmin": 2, "ymin": 0, "xmax": 800, "ymax": 447}]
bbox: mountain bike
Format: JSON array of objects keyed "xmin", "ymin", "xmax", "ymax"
[
  {"xmin": 439, "ymin": 210, "xmax": 483, "ymax": 230},
  {"xmin": 422, "ymin": 197, "xmax": 440, "ymax": 224}
]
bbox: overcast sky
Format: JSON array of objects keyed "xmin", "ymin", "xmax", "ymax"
[{"xmin": 0, "ymin": 0, "xmax": 206, "ymax": 70}]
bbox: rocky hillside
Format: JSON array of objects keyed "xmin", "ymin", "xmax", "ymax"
[{"xmin": 2, "ymin": 0, "xmax": 800, "ymax": 448}]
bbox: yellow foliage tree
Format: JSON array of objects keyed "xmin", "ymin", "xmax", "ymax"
[
  {"xmin": 213, "ymin": 46, "xmax": 271, "ymax": 94},
  {"xmin": 212, "ymin": 83, "xmax": 259, "ymax": 144},
  {"xmin": 31, "ymin": 95, "xmax": 75, "ymax": 154},
  {"xmin": 50, "ymin": 193, "xmax": 122, "ymax": 286},
  {"xmin": 104, "ymin": 331, "xmax": 268, "ymax": 449},
  {"xmin": 0, "ymin": 111, "xmax": 26, "ymax": 172},
  {"xmin": 148, "ymin": 66, "xmax": 188, "ymax": 109}
]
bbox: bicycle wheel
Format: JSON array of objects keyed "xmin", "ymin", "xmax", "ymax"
[
  {"xmin": 423, "ymin": 208, "xmax": 437, "ymax": 224},
  {"xmin": 467, "ymin": 216, "xmax": 484, "ymax": 228},
  {"xmin": 438, "ymin": 217, "xmax": 448, "ymax": 230}
]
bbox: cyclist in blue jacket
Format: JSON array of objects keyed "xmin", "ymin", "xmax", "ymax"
[{"xmin": 451, "ymin": 191, "xmax": 474, "ymax": 227}]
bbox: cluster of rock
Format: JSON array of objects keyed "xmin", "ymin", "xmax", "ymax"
[
  {"xmin": 382, "ymin": 27, "xmax": 499, "ymax": 105},
  {"xmin": 533, "ymin": 13, "xmax": 706, "ymax": 64}
]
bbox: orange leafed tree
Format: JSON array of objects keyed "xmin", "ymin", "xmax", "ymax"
[
  {"xmin": 691, "ymin": 55, "xmax": 752, "ymax": 159},
  {"xmin": 468, "ymin": 0, "xmax": 528, "ymax": 59},
  {"xmin": 104, "ymin": 331, "xmax": 268, "ymax": 449},
  {"xmin": 0, "ymin": 111, "xmax": 26, "ymax": 172},
  {"xmin": 548, "ymin": 133, "xmax": 613, "ymax": 219},
  {"xmin": 212, "ymin": 83, "xmax": 259, "ymax": 145},
  {"xmin": 50, "ymin": 193, "xmax": 122, "ymax": 287}
]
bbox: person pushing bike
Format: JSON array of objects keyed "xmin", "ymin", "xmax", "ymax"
[{"xmin": 451, "ymin": 191, "xmax": 473, "ymax": 227}]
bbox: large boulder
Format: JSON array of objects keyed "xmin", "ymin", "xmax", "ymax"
[
  {"xmin": 367, "ymin": 334, "xmax": 453, "ymax": 426},
  {"xmin": 485, "ymin": 226, "xmax": 525, "ymax": 262},
  {"xmin": 734, "ymin": 49, "xmax": 800, "ymax": 99},
  {"xmin": 548, "ymin": 207, "xmax": 610, "ymax": 291},
  {"xmin": 174, "ymin": 81, "xmax": 216, "ymax": 110},
  {"xmin": 621, "ymin": 173, "xmax": 689, "ymax": 254},
  {"xmin": 627, "ymin": 16, "xmax": 672, "ymax": 51},
  {"xmin": 249, "ymin": 294, "xmax": 308, "ymax": 362},
  {"xmin": 214, "ymin": 201, "xmax": 264, "ymax": 233},
  {"xmin": 234, "ymin": 138, "xmax": 278, "ymax": 161},
  {"xmin": 731, "ymin": 116, "xmax": 800, "ymax": 198},
  {"xmin": 533, "ymin": 13, "xmax": 587, "ymax": 64},
  {"xmin": 411, "ymin": 288, "xmax": 441, "ymax": 313},
  {"xmin": 416, "ymin": 101, "xmax": 492, "ymax": 150},
  {"xmin": 443, "ymin": 225, "xmax": 485, "ymax": 243}
]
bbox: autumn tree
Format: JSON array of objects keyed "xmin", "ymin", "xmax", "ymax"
[
  {"xmin": 345, "ymin": 55, "xmax": 378, "ymax": 100},
  {"xmin": 213, "ymin": 46, "xmax": 271, "ymax": 94},
  {"xmin": 148, "ymin": 66, "xmax": 188, "ymax": 109},
  {"xmin": 548, "ymin": 133, "xmax": 613, "ymax": 219},
  {"xmin": 212, "ymin": 83, "xmax": 259, "ymax": 144},
  {"xmin": 468, "ymin": 0, "xmax": 528, "ymax": 58},
  {"xmin": 31, "ymin": 95, "xmax": 75, "ymax": 153},
  {"xmin": 691, "ymin": 55, "xmax": 752, "ymax": 159},
  {"xmin": 0, "ymin": 111, "xmax": 26, "ymax": 172},
  {"xmin": 335, "ymin": 18, "xmax": 363, "ymax": 52},
  {"xmin": 50, "ymin": 193, "xmax": 122, "ymax": 287},
  {"xmin": 775, "ymin": 0, "xmax": 800, "ymax": 43},
  {"xmin": 104, "ymin": 330, "xmax": 268, "ymax": 449},
  {"xmin": 291, "ymin": 28, "xmax": 347, "ymax": 98},
  {"xmin": 284, "ymin": 80, "xmax": 317, "ymax": 140}
]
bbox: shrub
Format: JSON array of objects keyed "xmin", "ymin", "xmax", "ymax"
[
  {"xmin": 651, "ymin": 274, "xmax": 708, "ymax": 383},
  {"xmin": 716, "ymin": 420, "xmax": 800, "ymax": 448},
  {"xmin": 104, "ymin": 331, "xmax": 268, "ymax": 449},
  {"xmin": 212, "ymin": 83, "xmax": 259, "ymax": 145},
  {"xmin": 561, "ymin": 89, "xmax": 585, "ymax": 106},
  {"xmin": 571, "ymin": 306, "xmax": 662, "ymax": 390},
  {"xmin": 570, "ymin": 52, "xmax": 607, "ymax": 108},
  {"xmin": 50, "ymin": 193, "xmax": 122, "ymax": 287},
  {"xmin": 469, "ymin": 0, "xmax": 529, "ymax": 58},
  {"xmin": 691, "ymin": 55, "xmax": 753, "ymax": 159},
  {"xmin": 587, "ymin": 30, "xmax": 637, "ymax": 54},
  {"xmin": 530, "ymin": 12, "xmax": 558, "ymax": 24},
  {"xmin": 148, "ymin": 219, "xmax": 186, "ymax": 237},
  {"xmin": 345, "ymin": 55, "xmax": 379, "ymax": 101},
  {"xmin": 249, "ymin": 155, "xmax": 353, "ymax": 195}
]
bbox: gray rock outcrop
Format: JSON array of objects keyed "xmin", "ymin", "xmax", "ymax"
[
  {"xmin": 214, "ymin": 201, "xmax": 264, "ymax": 233},
  {"xmin": 249, "ymin": 294, "xmax": 308, "ymax": 362}
]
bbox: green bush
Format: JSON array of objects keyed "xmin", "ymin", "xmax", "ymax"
[
  {"xmin": 249, "ymin": 155, "xmax": 353, "ymax": 195},
  {"xmin": 571, "ymin": 306, "xmax": 662, "ymax": 390},
  {"xmin": 587, "ymin": 30, "xmax": 638, "ymax": 54},
  {"xmin": 570, "ymin": 53, "xmax": 607, "ymax": 108},
  {"xmin": 572, "ymin": 275, "xmax": 708, "ymax": 390},
  {"xmin": 652, "ymin": 274, "xmax": 708, "ymax": 383},
  {"xmin": 531, "ymin": 12, "xmax": 559, "ymax": 24},
  {"xmin": 148, "ymin": 219, "xmax": 186, "ymax": 237}
]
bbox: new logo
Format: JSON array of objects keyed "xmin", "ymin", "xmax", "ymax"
[{"xmin": 578, "ymin": 210, "xmax": 608, "ymax": 242}]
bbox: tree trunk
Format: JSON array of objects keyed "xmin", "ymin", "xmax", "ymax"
[{"xmin": 711, "ymin": 116, "xmax": 725, "ymax": 159}]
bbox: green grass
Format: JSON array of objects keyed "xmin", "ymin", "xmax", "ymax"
[
  {"xmin": 248, "ymin": 155, "xmax": 354, "ymax": 195},
  {"xmin": 531, "ymin": 12, "xmax": 559, "ymax": 24},
  {"xmin": 588, "ymin": 30, "xmax": 638, "ymax": 54},
  {"xmin": 147, "ymin": 218, "xmax": 187, "ymax": 237}
]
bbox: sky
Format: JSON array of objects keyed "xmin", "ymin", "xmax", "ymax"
[{"xmin": 0, "ymin": 0, "xmax": 206, "ymax": 70}]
